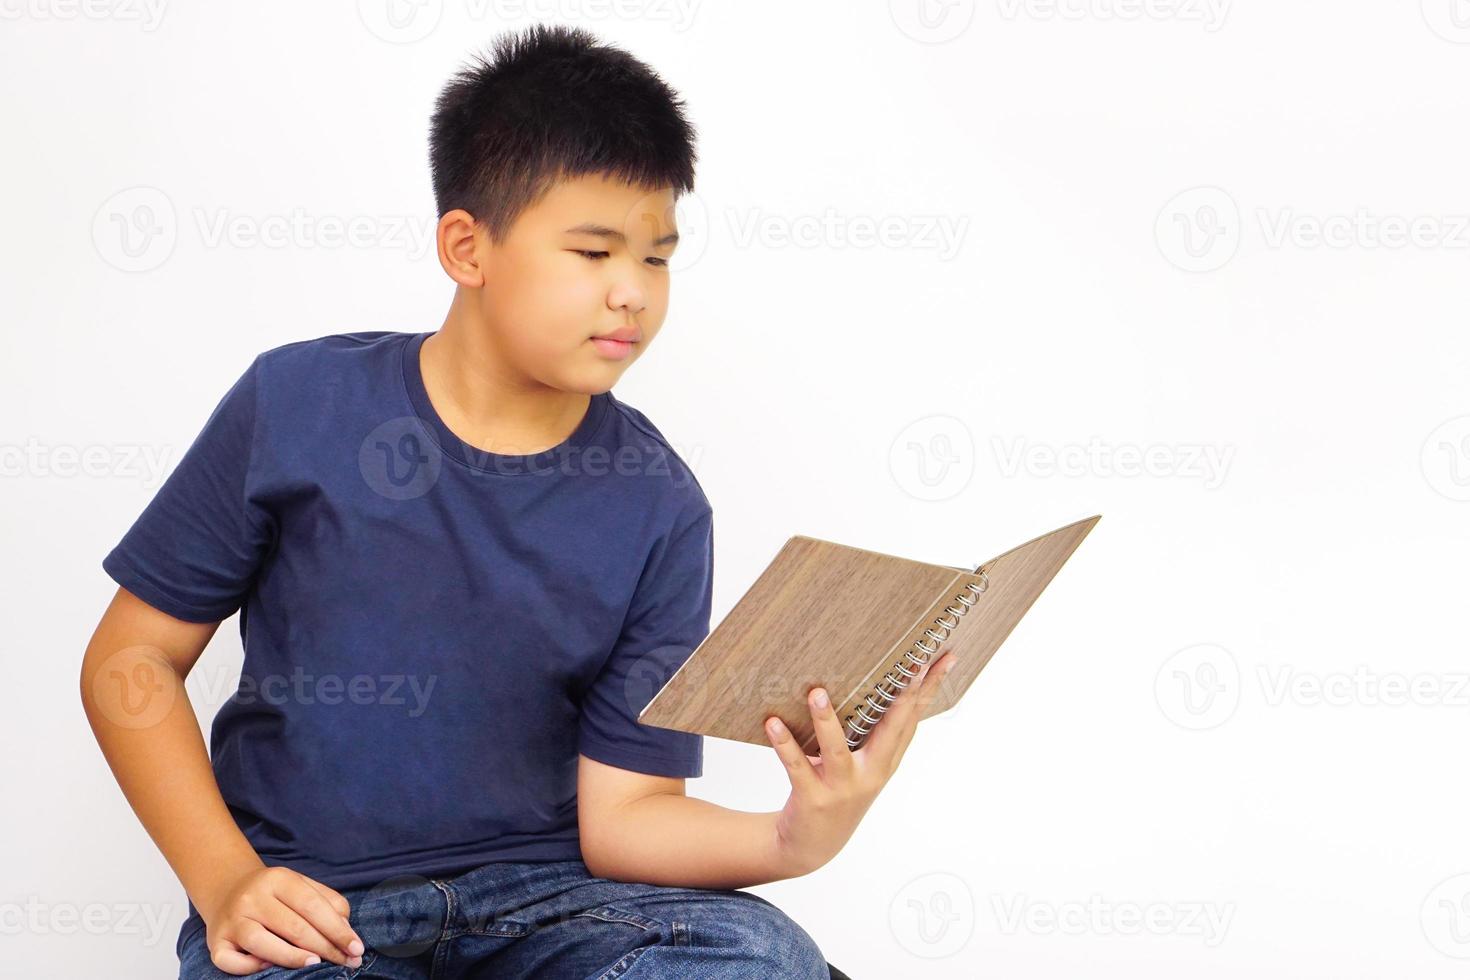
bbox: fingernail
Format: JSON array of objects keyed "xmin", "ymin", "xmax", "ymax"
[
  {"xmin": 349, "ymin": 939, "xmax": 364, "ymax": 955},
  {"xmin": 304, "ymin": 955, "xmax": 321, "ymax": 966},
  {"xmin": 767, "ymin": 718, "xmax": 787, "ymax": 740},
  {"xmin": 945, "ymin": 659, "xmax": 957, "ymax": 674},
  {"xmin": 349, "ymin": 955, "xmax": 363, "ymax": 968},
  {"xmin": 812, "ymin": 688, "xmax": 828, "ymax": 709}
]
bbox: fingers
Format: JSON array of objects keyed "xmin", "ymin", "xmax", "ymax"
[
  {"xmin": 891, "ymin": 652, "xmax": 957, "ymax": 764},
  {"xmin": 805, "ymin": 686, "xmax": 854, "ymax": 778},
  {"xmin": 286, "ymin": 876, "xmax": 364, "ymax": 960},
  {"xmin": 865, "ymin": 651, "xmax": 956, "ymax": 768},
  {"xmin": 219, "ymin": 872, "xmax": 363, "ymax": 971},
  {"xmin": 765, "ymin": 715, "xmax": 820, "ymax": 794},
  {"xmin": 253, "ymin": 898, "xmax": 350, "ymax": 968},
  {"xmin": 206, "ymin": 868, "xmax": 365, "ymax": 975},
  {"xmin": 208, "ymin": 939, "xmax": 271, "ymax": 976},
  {"xmin": 303, "ymin": 878, "xmax": 353, "ymax": 920},
  {"xmin": 231, "ymin": 915, "xmax": 330, "ymax": 971}
]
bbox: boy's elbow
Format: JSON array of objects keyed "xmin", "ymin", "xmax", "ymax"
[
  {"xmin": 579, "ymin": 803, "xmax": 660, "ymax": 882},
  {"xmin": 576, "ymin": 753, "xmax": 687, "ymax": 880},
  {"xmin": 578, "ymin": 799, "xmax": 642, "ymax": 880},
  {"xmin": 578, "ymin": 822, "xmax": 621, "ymax": 880}
]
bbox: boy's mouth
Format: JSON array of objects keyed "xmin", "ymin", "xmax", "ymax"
[
  {"xmin": 590, "ymin": 325, "xmax": 641, "ymax": 359},
  {"xmin": 590, "ymin": 336, "xmax": 636, "ymax": 359}
]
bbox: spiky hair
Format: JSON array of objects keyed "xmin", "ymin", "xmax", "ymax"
[{"xmin": 428, "ymin": 23, "xmax": 698, "ymax": 243}]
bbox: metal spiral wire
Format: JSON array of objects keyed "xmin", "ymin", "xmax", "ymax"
[{"xmin": 842, "ymin": 571, "xmax": 989, "ymax": 748}]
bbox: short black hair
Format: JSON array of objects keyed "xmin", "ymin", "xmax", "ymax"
[{"xmin": 428, "ymin": 23, "xmax": 698, "ymax": 244}]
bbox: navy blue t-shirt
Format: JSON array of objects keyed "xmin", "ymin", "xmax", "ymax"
[{"xmin": 102, "ymin": 330, "xmax": 711, "ymax": 913}]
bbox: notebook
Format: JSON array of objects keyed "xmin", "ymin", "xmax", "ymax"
[{"xmin": 637, "ymin": 515, "xmax": 1100, "ymax": 754}]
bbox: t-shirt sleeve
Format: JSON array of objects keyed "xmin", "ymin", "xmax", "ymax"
[
  {"xmin": 101, "ymin": 355, "xmax": 275, "ymax": 623},
  {"xmin": 577, "ymin": 495, "xmax": 713, "ymax": 778}
]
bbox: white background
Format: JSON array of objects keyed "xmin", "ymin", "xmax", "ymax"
[{"xmin": 4, "ymin": 1, "xmax": 1469, "ymax": 976}]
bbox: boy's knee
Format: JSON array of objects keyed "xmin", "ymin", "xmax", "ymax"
[{"xmin": 689, "ymin": 892, "xmax": 828, "ymax": 978}]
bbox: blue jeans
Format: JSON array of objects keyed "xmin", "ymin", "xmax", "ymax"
[{"xmin": 176, "ymin": 858, "xmax": 829, "ymax": 979}]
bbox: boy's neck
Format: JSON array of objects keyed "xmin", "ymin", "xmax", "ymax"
[{"xmin": 419, "ymin": 314, "xmax": 592, "ymax": 457}]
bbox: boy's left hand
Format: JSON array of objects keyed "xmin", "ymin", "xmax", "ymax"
[{"xmin": 764, "ymin": 650, "xmax": 958, "ymax": 876}]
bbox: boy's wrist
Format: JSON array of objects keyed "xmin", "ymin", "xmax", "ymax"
[
  {"xmin": 767, "ymin": 811, "xmax": 827, "ymax": 880},
  {"xmin": 187, "ymin": 847, "xmax": 266, "ymax": 922}
]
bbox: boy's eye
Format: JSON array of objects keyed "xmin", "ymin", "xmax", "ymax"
[{"xmin": 571, "ymin": 249, "xmax": 669, "ymax": 268}]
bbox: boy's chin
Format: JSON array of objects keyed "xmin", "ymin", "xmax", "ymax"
[{"xmin": 546, "ymin": 364, "xmax": 622, "ymax": 396}]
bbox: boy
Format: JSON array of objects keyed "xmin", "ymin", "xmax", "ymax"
[{"xmin": 81, "ymin": 23, "xmax": 955, "ymax": 979}]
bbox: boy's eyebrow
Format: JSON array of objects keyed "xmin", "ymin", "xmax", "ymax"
[{"xmin": 564, "ymin": 222, "xmax": 680, "ymax": 247}]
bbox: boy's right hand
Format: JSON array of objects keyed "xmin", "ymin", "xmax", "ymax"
[{"xmin": 198, "ymin": 865, "xmax": 366, "ymax": 975}]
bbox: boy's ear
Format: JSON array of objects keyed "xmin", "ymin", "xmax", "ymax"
[{"xmin": 437, "ymin": 209, "xmax": 486, "ymax": 287}]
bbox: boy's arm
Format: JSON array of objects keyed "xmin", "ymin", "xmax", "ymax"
[
  {"xmin": 576, "ymin": 648, "xmax": 957, "ymax": 890},
  {"xmin": 80, "ymin": 587, "xmax": 261, "ymax": 906},
  {"xmin": 577, "ymin": 755, "xmax": 795, "ymax": 889},
  {"xmin": 79, "ymin": 586, "xmax": 363, "ymax": 972}
]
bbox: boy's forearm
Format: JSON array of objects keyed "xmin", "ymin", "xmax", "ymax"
[
  {"xmin": 581, "ymin": 794, "xmax": 808, "ymax": 890},
  {"xmin": 80, "ymin": 645, "xmax": 262, "ymax": 917}
]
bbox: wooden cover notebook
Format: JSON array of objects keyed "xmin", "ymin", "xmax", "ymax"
[{"xmin": 638, "ymin": 515, "xmax": 1100, "ymax": 754}]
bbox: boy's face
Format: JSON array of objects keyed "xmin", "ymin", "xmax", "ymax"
[{"xmin": 455, "ymin": 172, "xmax": 680, "ymax": 394}]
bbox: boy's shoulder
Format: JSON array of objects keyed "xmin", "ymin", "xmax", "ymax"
[
  {"xmin": 603, "ymin": 393, "xmax": 710, "ymax": 516},
  {"xmin": 251, "ymin": 329, "xmax": 406, "ymax": 372},
  {"xmin": 237, "ymin": 330, "xmax": 411, "ymax": 413}
]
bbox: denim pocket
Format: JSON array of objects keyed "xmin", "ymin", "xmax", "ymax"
[
  {"xmin": 572, "ymin": 904, "xmax": 664, "ymax": 932},
  {"xmin": 571, "ymin": 904, "xmax": 694, "ymax": 979},
  {"xmin": 569, "ymin": 906, "xmax": 660, "ymax": 980}
]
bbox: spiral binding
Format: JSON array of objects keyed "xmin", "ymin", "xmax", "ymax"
[{"xmin": 841, "ymin": 571, "xmax": 989, "ymax": 748}]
